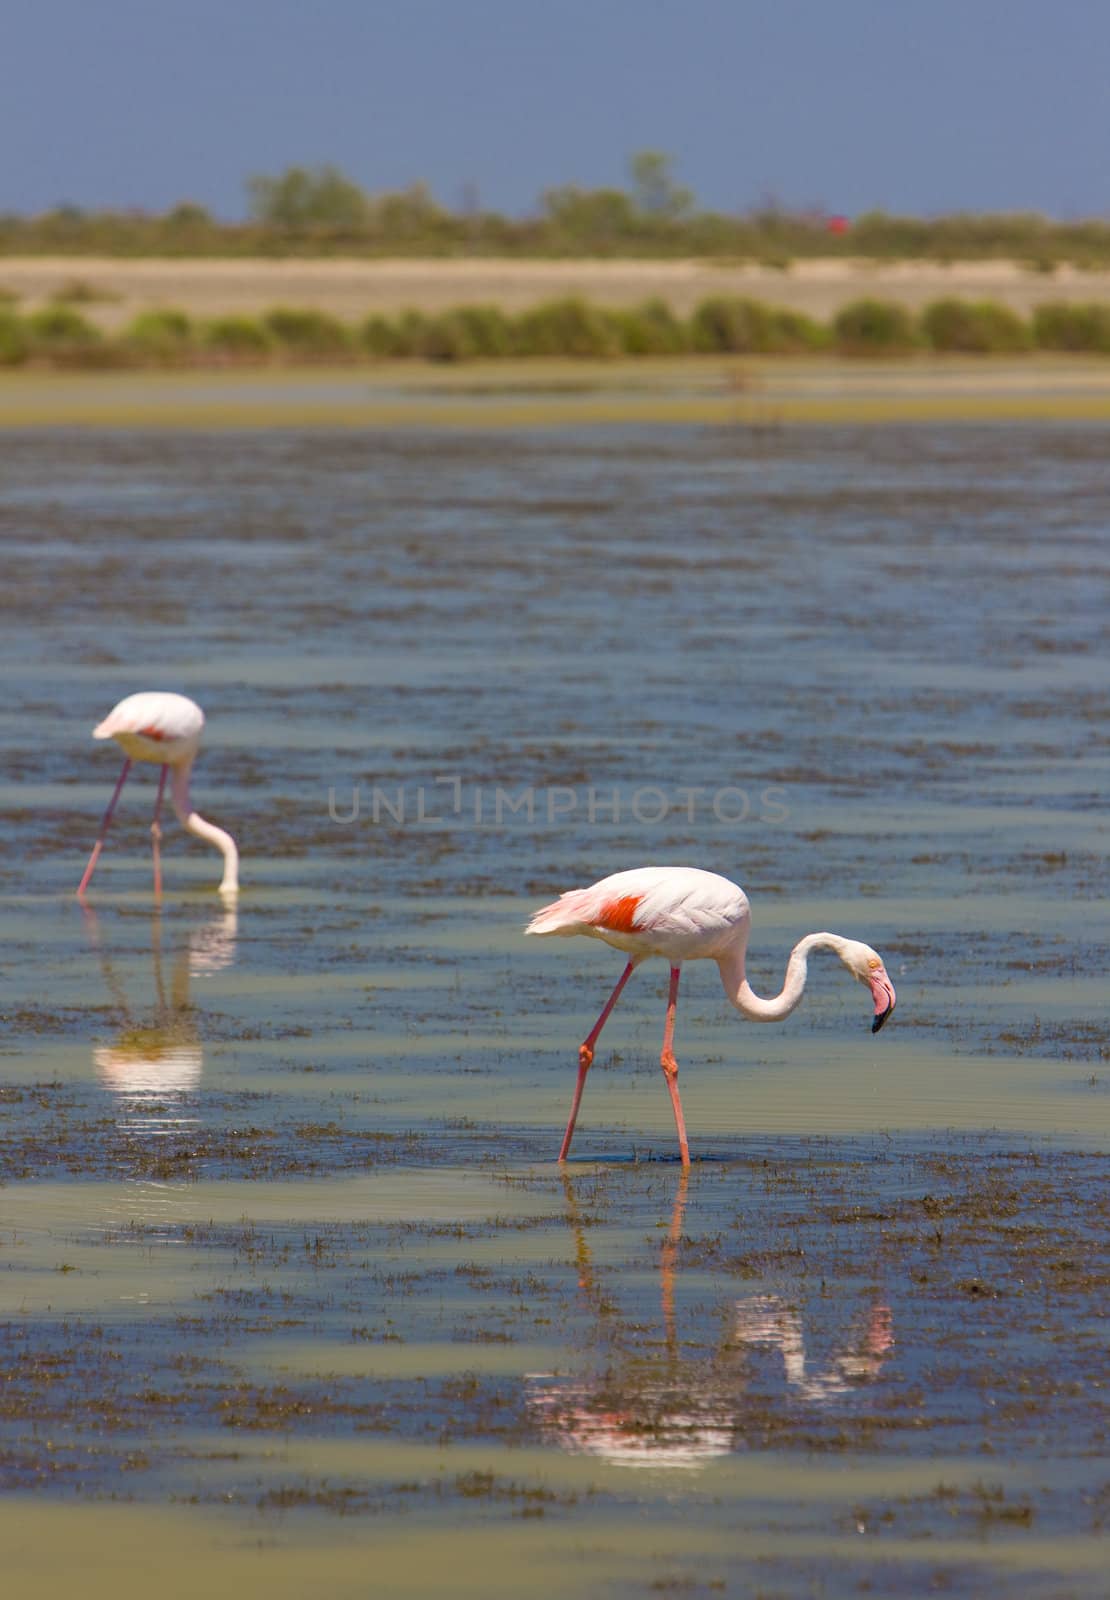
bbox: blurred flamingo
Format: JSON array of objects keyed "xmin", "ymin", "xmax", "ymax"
[
  {"xmin": 77, "ymin": 692, "xmax": 239, "ymax": 899},
  {"xmin": 526, "ymin": 866, "xmax": 897, "ymax": 1165}
]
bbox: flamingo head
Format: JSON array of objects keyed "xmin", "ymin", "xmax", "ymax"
[{"xmin": 839, "ymin": 940, "xmax": 897, "ymax": 1033}]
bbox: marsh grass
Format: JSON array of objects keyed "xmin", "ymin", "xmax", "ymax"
[
  {"xmin": 0, "ymin": 310, "xmax": 29, "ymax": 365},
  {"xmin": 511, "ymin": 298, "xmax": 621, "ymax": 358},
  {"xmin": 1031, "ymin": 302, "xmax": 1110, "ymax": 353},
  {"xmin": 202, "ymin": 315, "xmax": 275, "ymax": 360},
  {"xmin": 833, "ymin": 299, "xmax": 919, "ymax": 354},
  {"xmin": 4, "ymin": 293, "xmax": 1110, "ymax": 370},
  {"xmin": 125, "ymin": 309, "xmax": 195, "ymax": 363},
  {"xmin": 22, "ymin": 304, "xmax": 125, "ymax": 366},
  {"xmin": 263, "ymin": 307, "xmax": 354, "ymax": 359},
  {"xmin": 920, "ymin": 299, "xmax": 1030, "ymax": 353},
  {"xmin": 613, "ymin": 298, "xmax": 689, "ymax": 355},
  {"xmin": 418, "ymin": 307, "xmax": 515, "ymax": 361},
  {"xmin": 26, "ymin": 304, "xmax": 102, "ymax": 344},
  {"xmin": 688, "ymin": 298, "xmax": 826, "ymax": 354}
]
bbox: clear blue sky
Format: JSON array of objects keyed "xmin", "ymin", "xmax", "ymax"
[{"xmin": 6, "ymin": 0, "xmax": 1108, "ymax": 219}]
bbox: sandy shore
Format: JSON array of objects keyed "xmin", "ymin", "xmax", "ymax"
[{"xmin": 3, "ymin": 256, "xmax": 1110, "ymax": 329}]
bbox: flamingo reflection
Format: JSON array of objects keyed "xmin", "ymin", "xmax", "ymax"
[
  {"xmin": 732, "ymin": 1294, "xmax": 892, "ymax": 1403},
  {"xmin": 526, "ymin": 1175, "xmax": 893, "ymax": 1469},
  {"xmin": 85, "ymin": 904, "xmax": 237, "ymax": 1133}
]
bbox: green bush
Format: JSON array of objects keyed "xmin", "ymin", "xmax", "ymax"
[
  {"xmin": 690, "ymin": 297, "xmax": 767, "ymax": 353},
  {"xmin": 359, "ymin": 310, "xmax": 430, "ymax": 358},
  {"xmin": 689, "ymin": 297, "xmax": 828, "ymax": 354},
  {"xmin": 360, "ymin": 314, "xmax": 401, "ymax": 358},
  {"xmin": 511, "ymin": 297, "xmax": 621, "ymax": 358},
  {"xmin": 418, "ymin": 312, "xmax": 481, "ymax": 362},
  {"xmin": 614, "ymin": 297, "xmax": 688, "ymax": 355},
  {"xmin": 5, "ymin": 289, "xmax": 1110, "ymax": 371},
  {"xmin": 832, "ymin": 299, "xmax": 918, "ymax": 354},
  {"xmin": 202, "ymin": 315, "xmax": 273, "ymax": 358},
  {"xmin": 403, "ymin": 305, "xmax": 515, "ymax": 362},
  {"xmin": 26, "ymin": 304, "xmax": 101, "ymax": 344},
  {"xmin": 395, "ymin": 311, "xmax": 432, "ymax": 357},
  {"xmin": 769, "ymin": 307, "xmax": 829, "ymax": 351},
  {"xmin": 449, "ymin": 305, "xmax": 514, "ymax": 358},
  {"xmin": 125, "ymin": 308, "xmax": 193, "ymax": 361},
  {"xmin": 1031, "ymin": 302, "xmax": 1110, "ymax": 353},
  {"xmin": 262, "ymin": 306, "xmax": 353, "ymax": 358},
  {"xmin": 920, "ymin": 298, "xmax": 1030, "ymax": 352},
  {"xmin": 0, "ymin": 311, "xmax": 29, "ymax": 365}
]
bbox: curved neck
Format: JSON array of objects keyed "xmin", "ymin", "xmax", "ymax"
[
  {"xmin": 717, "ymin": 932, "xmax": 849, "ymax": 1022},
  {"xmin": 170, "ymin": 763, "xmax": 239, "ymax": 896}
]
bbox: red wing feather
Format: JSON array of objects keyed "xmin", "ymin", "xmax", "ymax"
[{"xmin": 597, "ymin": 895, "xmax": 643, "ymax": 933}]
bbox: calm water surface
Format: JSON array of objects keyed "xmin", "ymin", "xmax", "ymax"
[{"xmin": 1, "ymin": 424, "xmax": 1107, "ymax": 1598}]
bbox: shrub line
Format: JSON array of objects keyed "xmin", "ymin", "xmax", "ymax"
[{"xmin": 3, "ymin": 295, "xmax": 1110, "ymax": 369}]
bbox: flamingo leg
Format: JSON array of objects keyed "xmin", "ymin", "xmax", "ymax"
[
  {"xmin": 77, "ymin": 759, "xmax": 132, "ymax": 897},
  {"xmin": 151, "ymin": 765, "xmax": 168, "ymax": 898},
  {"xmin": 660, "ymin": 965, "xmax": 691, "ymax": 1167},
  {"xmin": 559, "ymin": 959, "xmax": 636, "ymax": 1161},
  {"xmin": 661, "ymin": 1171, "xmax": 689, "ymax": 1354}
]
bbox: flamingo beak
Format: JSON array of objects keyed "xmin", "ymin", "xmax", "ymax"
[{"xmin": 869, "ymin": 969, "xmax": 896, "ymax": 1034}]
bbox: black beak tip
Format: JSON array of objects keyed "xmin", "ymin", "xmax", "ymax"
[{"xmin": 872, "ymin": 1005, "xmax": 892, "ymax": 1035}]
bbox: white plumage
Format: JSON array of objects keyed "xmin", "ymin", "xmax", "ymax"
[
  {"xmin": 528, "ymin": 865, "xmax": 749, "ymax": 959},
  {"xmin": 93, "ymin": 691, "xmax": 205, "ymax": 764}
]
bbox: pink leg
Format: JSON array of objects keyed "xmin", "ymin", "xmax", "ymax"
[
  {"xmin": 660, "ymin": 966, "xmax": 691, "ymax": 1167},
  {"xmin": 660, "ymin": 1171, "xmax": 690, "ymax": 1350},
  {"xmin": 76, "ymin": 759, "xmax": 132, "ymax": 897},
  {"xmin": 559, "ymin": 959, "xmax": 636, "ymax": 1161},
  {"xmin": 151, "ymin": 765, "xmax": 168, "ymax": 897}
]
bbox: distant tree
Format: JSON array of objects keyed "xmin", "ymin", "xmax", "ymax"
[
  {"xmin": 166, "ymin": 202, "xmax": 212, "ymax": 227},
  {"xmin": 246, "ymin": 165, "xmax": 369, "ymax": 232},
  {"xmin": 371, "ymin": 182, "xmax": 447, "ymax": 239},
  {"xmin": 628, "ymin": 151, "xmax": 693, "ymax": 220},
  {"xmin": 541, "ymin": 185, "xmax": 636, "ymax": 243},
  {"xmin": 39, "ymin": 204, "xmax": 86, "ymax": 232}
]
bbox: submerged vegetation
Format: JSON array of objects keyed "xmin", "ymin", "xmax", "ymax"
[
  {"xmin": 5, "ymin": 155, "xmax": 1110, "ymax": 264},
  {"xmin": 4, "ymin": 293, "xmax": 1110, "ymax": 368}
]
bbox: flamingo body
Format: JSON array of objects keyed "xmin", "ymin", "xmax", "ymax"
[
  {"xmin": 527, "ymin": 866, "xmax": 897, "ymax": 1165},
  {"xmin": 93, "ymin": 691, "xmax": 204, "ymax": 767},
  {"xmin": 527, "ymin": 865, "xmax": 750, "ymax": 963},
  {"xmin": 78, "ymin": 692, "xmax": 238, "ymax": 899}
]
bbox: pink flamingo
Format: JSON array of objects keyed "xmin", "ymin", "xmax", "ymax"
[
  {"xmin": 526, "ymin": 866, "xmax": 897, "ymax": 1166},
  {"xmin": 77, "ymin": 692, "xmax": 239, "ymax": 899}
]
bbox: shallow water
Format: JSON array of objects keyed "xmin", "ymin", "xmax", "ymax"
[{"xmin": 0, "ymin": 422, "xmax": 1107, "ymax": 1597}]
